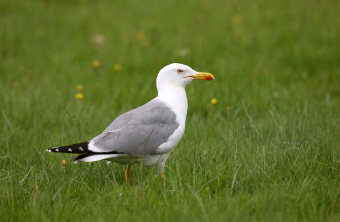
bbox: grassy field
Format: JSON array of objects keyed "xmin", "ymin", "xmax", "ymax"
[{"xmin": 1, "ymin": 0, "xmax": 340, "ymax": 221}]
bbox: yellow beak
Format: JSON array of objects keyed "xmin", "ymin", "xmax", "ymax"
[{"xmin": 189, "ymin": 72, "xmax": 215, "ymax": 81}]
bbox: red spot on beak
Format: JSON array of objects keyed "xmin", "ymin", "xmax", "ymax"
[{"xmin": 205, "ymin": 76, "xmax": 213, "ymax": 81}]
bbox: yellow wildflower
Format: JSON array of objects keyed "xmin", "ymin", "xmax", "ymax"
[
  {"xmin": 114, "ymin": 64, "xmax": 121, "ymax": 72},
  {"xmin": 136, "ymin": 31, "xmax": 145, "ymax": 40},
  {"xmin": 92, "ymin": 60, "xmax": 101, "ymax": 69},
  {"xmin": 77, "ymin": 84, "xmax": 83, "ymax": 91},
  {"xmin": 75, "ymin": 93, "xmax": 84, "ymax": 100},
  {"xmin": 211, "ymin": 98, "xmax": 217, "ymax": 105},
  {"xmin": 232, "ymin": 14, "xmax": 243, "ymax": 24},
  {"xmin": 62, "ymin": 160, "xmax": 66, "ymax": 166}
]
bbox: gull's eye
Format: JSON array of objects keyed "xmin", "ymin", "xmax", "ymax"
[{"xmin": 177, "ymin": 69, "xmax": 184, "ymax": 74}]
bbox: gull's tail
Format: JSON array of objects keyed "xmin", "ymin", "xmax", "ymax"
[
  {"xmin": 46, "ymin": 141, "xmax": 125, "ymax": 163},
  {"xmin": 71, "ymin": 153, "xmax": 122, "ymax": 163},
  {"xmin": 46, "ymin": 141, "xmax": 90, "ymax": 154}
]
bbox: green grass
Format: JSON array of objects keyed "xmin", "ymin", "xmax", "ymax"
[{"xmin": 1, "ymin": 0, "xmax": 340, "ymax": 221}]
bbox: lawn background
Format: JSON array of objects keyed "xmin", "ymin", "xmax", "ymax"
[{"xmin": 1, "ymin": 0, "xmax": 340, "ymax": 221}]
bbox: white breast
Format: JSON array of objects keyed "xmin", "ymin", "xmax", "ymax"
[{"xmin": 154, "ymin": 86, "xmax": 188, "ymax": 153}]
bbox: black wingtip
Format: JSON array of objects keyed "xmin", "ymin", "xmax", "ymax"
[{"xmin": 46, "ymin": 141, "xmax": 90, "ymax": 154}]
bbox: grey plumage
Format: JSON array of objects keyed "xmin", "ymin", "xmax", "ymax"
[
  {"xmin": 90, "ymin": 99, "xmax": 179, "ymax": 155},
  {"xmin": 46, "ymin": 63, "xmax": 215, "ymax": 173},
  {"xmin": 46, "ymin": 99, "xmax": 179, "ymax": 158}
]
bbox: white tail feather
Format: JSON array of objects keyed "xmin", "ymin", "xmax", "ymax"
[{"xmin": 76, "ymin": 154, "xmax": 122, "ymax": 163}]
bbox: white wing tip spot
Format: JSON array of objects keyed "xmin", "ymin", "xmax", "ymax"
[
  {"xmin": 55, "ymin": 148, "xmax": 59, "ymax": 152},
  {"xmin": 79, "ymin": 147, "xmax": 84, "ymax": 151},
  {"xmin": 46, "ymin": 149, "xmax": 52, "ymax": 152},
  {"xmin": 68, "ymin": 148, "xmax": 72, "ymax": 152}
]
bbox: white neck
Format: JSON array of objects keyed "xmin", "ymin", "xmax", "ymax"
[{"xmin": 155, "ymin": 84, "xmax": 188, "ymax": 124}]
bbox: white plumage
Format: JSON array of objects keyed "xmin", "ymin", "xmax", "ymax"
[{"xmin": 46, "ymin": 63, "xmax": 214, "ymax": 182}]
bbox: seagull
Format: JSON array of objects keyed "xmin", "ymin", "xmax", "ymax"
[{"xmin": 46, "ymin": 63, "xmax": 214, "ymax": 183}]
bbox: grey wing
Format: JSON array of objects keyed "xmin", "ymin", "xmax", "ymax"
[{"xmin": 90, "ymin": 100, "xmax": 179, "ymax": 155}]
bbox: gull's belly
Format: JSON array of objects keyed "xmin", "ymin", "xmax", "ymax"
[{"xmin": 107, "ymin": 153, "xmax": 170, "ymax": 168}]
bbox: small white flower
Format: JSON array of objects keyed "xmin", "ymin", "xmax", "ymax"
[
  {"xmin": 93, "ymin": 34, "xmax": 105, "ymax": 45},
  {"xmin": 179, "ymin": 49, "xmax": 188, "ymax": 57}
]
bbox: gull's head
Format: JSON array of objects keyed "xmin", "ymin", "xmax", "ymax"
[{"xmin": 156, "ymin": 63, "xmax": 214, "ymax": 91}]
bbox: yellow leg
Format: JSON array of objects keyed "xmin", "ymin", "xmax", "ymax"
[{"xmin": 125, "ymin": 165, "xmax": 131, "ymax": 184}]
